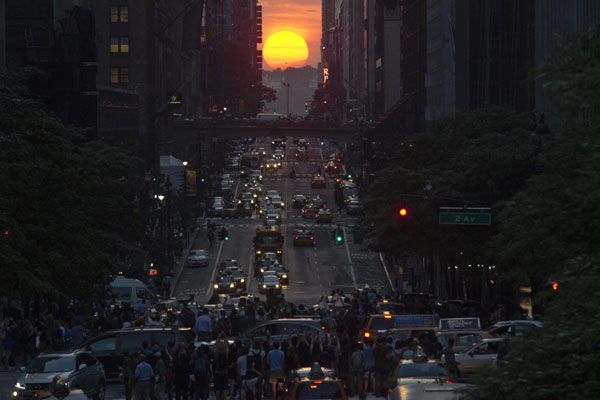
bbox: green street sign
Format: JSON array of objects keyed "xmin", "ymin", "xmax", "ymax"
[{"xmin": 439, "ymin": 212, "xmax": 491, "ymax": 225}]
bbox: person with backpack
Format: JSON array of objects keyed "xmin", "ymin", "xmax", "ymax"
[
  {"xmin": 240, "ymin": 368, "xmax": 263, "ymax": 400},
  {"xmin": 193, "ymin": 345, "xmax": 210, "ymax": 400},
  {"xmin": 213, "ymin": 338, "xmax": 230, "ymax": 400},
  {"xmin": 247, "ymin": 341, "xmax": 265, "ymax": 400},
  {"xmin": 349, "ymin": 342, "xmax": 366, "ymax": 400}
]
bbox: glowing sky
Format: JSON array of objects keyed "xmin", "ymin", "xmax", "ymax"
[{"xmin": 260, "ymin": 0, "xmax": 322, "ymax": 70}]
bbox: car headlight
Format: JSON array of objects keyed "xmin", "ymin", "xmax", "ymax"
[
  {"xmin": 275, "ymin": 284, "xmax": 280, "ymax": 288},
  {"xmin": 263, "ymin": 284, "xmax": 267, "ymax": 288},
  {"xmin": 281, "ymin": 202, "xmax": 285, "ymax": 206},
  {"xmin": 260, "ymin": 268, "xmax": 265, "ymax": 272},
  {"xmin": 282, "ymin": 274, "xmax": 287, "ymax": 278},
  {"xmin": 240, "ymin": 278, "xmax": 245, "ymax": 283},
  {"xmin": 238, "ymin": 200, "xmax": 242, "ymax": 204},
  {"xmin": 14, "ymin": 382, "xmax": 25, "ymax": 390},
  {"xmin": 214, "ymin": 284, "xmax": 219, "ymax": 289},
  {"xmin": 259, "ymin": 176, "xmax": 263, "ymax": 179},
  {"xmin": 229, "ymin": 283, "xmax": 235, "ymax": 288},
  {"xmin": 253, "ymin": 194, "xmax": 257, "ymax": 197},
  {"xmin": 256, "ymin": 250, "xmax": 261, "ymax": 254}
]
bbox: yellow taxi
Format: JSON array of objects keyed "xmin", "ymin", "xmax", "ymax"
[
  {"xmin": 316, "ymin": 208, "xmax": 333, "ymax": 223},
  {"xmin": 301, "ymin": 204, "xmax": 320, "ymax": 218},
  {"xmin": 282, "ymin": 363, "xmax": 346, "ymax": 400},
  {"xmin": 361, "ymin": 314, "xmax": 435, "ymax": 341},
  {"xmin": 435, "ymin": 318, "xmax": 493, "ymax": 352},
  {"xmin": 311, "ymin": 174, "xmax": 327, "ymax": 189}
]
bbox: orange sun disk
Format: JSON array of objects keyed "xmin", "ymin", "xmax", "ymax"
[{"xmin": 263, "ymin": 31, "xmax": 309, "ymax": 69}]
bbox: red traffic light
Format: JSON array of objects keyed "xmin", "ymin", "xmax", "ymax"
[
  {"xmin": 552, "ymin": 281, "xmax": 559, "ymax": 291},
  {"xmin": 398, "ymin": 208, "xmax": 407, "ymax": 216}
]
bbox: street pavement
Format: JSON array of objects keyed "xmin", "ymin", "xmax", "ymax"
[{"xmin": 173, "ymin": 136, "xmax": 392, "ymax": 305}]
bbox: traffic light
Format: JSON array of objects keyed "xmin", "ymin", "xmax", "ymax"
[
  {"xmin": 336, "ymin": 229, "xmax": 344, "ymax": 244},
  {"xmin": 218, "ymin": 228, "xmax": 229, "ymax": 241},
  {"xmin": 305, "ymin": 101, "xmax": 308, "ymax": 112},
  {"xmin": 552, "ymin": 281, "xmax": 559, "ymax": 291},
  {"xmin": 320, "ymin": 139, "xmax": 324, "ymax": 146},
  {"xmin": 347, "ymin": 174, "xmax": 352, "ymax": 179},
  {"xmin": 152, "ymin": 177, "xmax": 157, "ymax": 182}
]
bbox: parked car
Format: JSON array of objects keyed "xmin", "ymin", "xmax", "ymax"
[
  {"xmin": 13, "ymin": 350, "xmax": 106, "ymax": 400},
  {"xmin": 449, "ymin": 338, "xmax": 508, "ymax": 375}
]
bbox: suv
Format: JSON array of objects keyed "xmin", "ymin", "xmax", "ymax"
[
  {"xmin": 13, "ymin": 350, "xmax": 106, "ymax": 400},
  {"xmin": 78, "ymin": 328, "xmax": 192, "ymax": 380},
  {"xmin": 240, "ymin": 319, "xmax": 329, "ymax": 343}
]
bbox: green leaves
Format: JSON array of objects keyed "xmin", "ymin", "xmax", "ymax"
[{"xmin": 0, "ymin": 68, "xmax": 144, "ymax": 301}]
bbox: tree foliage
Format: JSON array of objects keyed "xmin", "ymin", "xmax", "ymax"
[
  {"xmin": 461, "ymin": 23, "xmax": 600, "ymax": 400},
  {"xmin": 0, "ymin": 67, "xmax": 145, "ymax": 301}
]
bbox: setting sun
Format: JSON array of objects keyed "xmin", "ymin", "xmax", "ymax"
[{"xmin": 262, "ymin": 31, "xmax": 309, "ymax": 69}]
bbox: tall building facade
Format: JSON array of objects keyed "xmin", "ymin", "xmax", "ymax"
[{"xmin": 4, "ymin": 0, "xmax": 97, "ymax": 127}]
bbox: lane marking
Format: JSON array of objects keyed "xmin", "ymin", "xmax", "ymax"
[
  {"xmin": 378, "ymin": 252, "xmax": 395, "ymax": 292},
  {"xmin": 320, "ymin": 147, "xmax": 323, "ymax": 161},
  {"xmin": 342, "ymin": 226, "xmax": 357, "ymax": 290},
  {"xmin": 206, "ymin": 240, "xmax": 225, "ymax": 294},
  {"xmin": 246, "ymin": 252, "xmax": 254, "ymax": 294}
]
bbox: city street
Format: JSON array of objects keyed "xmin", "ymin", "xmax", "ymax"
[{"xmin": 173, "ymin": 137, "xmax": 392, "ymax": 305}]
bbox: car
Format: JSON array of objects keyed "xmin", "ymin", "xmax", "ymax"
[
  {"xmin": 265, "ymin": 208, "xmax": 282, "ymax": 224},
  {"xmin": 265, "ymin": 190, "xmax": 280, "ymax": 199},
  {"xmin": 266, "ymin": 265, "xmax": 289, "ymax": 285},
  {"xmin": 387, "ymin": 381, "xmax": 473, "ymax": 400},
  {"xmin": 13, "ymin": 350, "xmax": 106, "ymax": 400},
  {"xmin": 346, "ymin": 199, "xmax": 363, "ymax": 215},
  {"xmin": 213, "ymin": 275, "xmax": 237, "ymax": 294},
  {"xmin": 186, "ymin": 249, "xmax": 209, "ymax": 268},
  {"xmin": 78, "ymin": 328, "xmax": 191, "ymax": 380},
  {"xmin": 301, "ymin": 204, "xmax": 320, "ymax": 218},
  {"xmin": 248, "ymin": 169, "xmax": 263, "ymax": 183},
  {"xmin": 282, "ymin": 363, "xmax": 346, "ymax": 400},
  {"xmin": 255, "ymin": 259, "xmax": 278, "ymax": 276},
  {"xmin": 271, "ymin": 137, "xmax": 286, "ymax": 149},
  {"xmin": 292, "ymin": 194, "xmax": 308, "ymax": 208},
  {"xmin": 266, "ymin": 159, "xmax": 280, "ymax": 170},
  {"xmin": 218, "ymin": 259, "xmax": 241, "ymax": 275},
  {"xmin": 238, "ymin": 192, "xmax": 255, "ymax": 205},
  {"xmin": 269, "ymin": 195, "xmax": 285, "ymax": 209},
  {"xmin": 295, "ymin": 148, "xmax": 309, "ymax": 160},
  {"xmin": 240, "ymin": 319, "xmax": 329, "ymax": 343},
  {"xmin": 324, "ymin": 161, "xmax": 339, "ymax": 173},
  {"xmin": 449, "ymin": 338, "xmax": 508, "ymax": 375},
  {"xmin": 391, "ymin": 352, "xmax": 450, "ymax": 387},
  {"xmin": 435, "ymin": 318, "xmax": 493, "ymax": 353},
  {"xmin": 316, "ymin": 208, "xmax": 333, "ymax": 223},
  {"xmin": 273, "ymin": 148, "xmax": 285, "ymax": 159},
  {"xmin": 256, "ymin": 147, "xmax": 267, "ymax": 156},
  {"xmin": 293, "ymin": 230, "xmax": 314, "ymax": 246},
  {"xmin": 297, "ymin": 138, "xmax": 310, "ymax": 147},
  {"xmin": 310, "ymin": 196, "xmax": 326, "ymax": 209},
  {"xmin": 311, "ymin": 175, "xmax": 327, "ymax": 189},
  {"xmin": 227, "ymin": 268, "xmax": 247, "ymax": 291},
  {"xmin": 264, "ymin": 218, "xmax": 279, "ymax": 227},
  {"xmin": 258, "ymin": 274, "xmax": 282, "ymax": 294},
  {"xmin": 488, "ymin": 320, "xmax": 542, "ymax": 337}
]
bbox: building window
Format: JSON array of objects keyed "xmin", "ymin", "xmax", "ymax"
[
  {"xmin": 120, "ymin": 37, "xmax": 129, "ymax": 53},
  {"xmin": 110, "ymin": 67, "xmax": 129, "ymax": 83},
  {"xmin": 111, "ymin": 6, "xmax": 129, "ymax": 23},
  {"xmin": 120, "ymin": 7, "xmax": 129, "ymax": 22},
  {"xmin": 120, "ymin": 67, "xmax": 129, "ymax": 83},
  {"xmin": 110, "ymin": 67, "xmax": 119, "ymax": 83},
  {"xmin": 110, "ymin": 37, "xmax": 119, "ymax": 53},
  {"xmin": 110, "ymin": 37, "xmax": 129, "ymax": 53}
]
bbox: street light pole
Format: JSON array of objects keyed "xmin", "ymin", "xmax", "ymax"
[{"xmin": 282, "ymin": 82, "xmax": 290, "ymax": 116}]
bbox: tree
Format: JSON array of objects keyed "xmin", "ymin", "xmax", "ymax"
[
  {"xmin": 462, "ymin": 23, "xmax": 600, "ymax": 400},
  {"xmin": 0, "ymin": 67, "xmax": 145, "ymax": 302}
]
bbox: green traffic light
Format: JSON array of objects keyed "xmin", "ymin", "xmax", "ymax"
[
  {"xmin": 201, "ymin": 178, "xmax": 205, "ymax": 182},
  {"xmin": 336, "ymin": 236, "xmax": 343, "ymax": 242},
  {"xmin": 347, "ymin": 174, "xmax": 352, "ymax": 179},
  {"xmin": 152, "ymin": 177, "xmax": 157, "ymax": 182},
  {"xmin": 225, "ymin": 236, "xmax": 229, "ymax": 241}
]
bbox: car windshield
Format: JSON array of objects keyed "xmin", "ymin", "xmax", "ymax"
[
  {"xmin": 110, "ymin": 286, "xmax": 131, "ymax": 300},
  {"xmin": 263, "ymin": 276, "xmax": 279, "ymax": 283},
  {"xmin": 296, "ymin": 382, "xmax": 342, "ymax": 400},
  {"xmin": 27, "ymin": 356, "xmax": 74, "ymax": 373},
  {"xmin": 397, "ymin": 362, "xmax": 447, "ymax": 378},
  {"xmin": 191, "ymin": 250, "xmax": 206, "ymax": 257},
  {"xmin": 217, "ymin": 276, "xmax": 233, "ymax": 283}
]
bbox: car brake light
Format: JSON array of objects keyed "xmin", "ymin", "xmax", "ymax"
[
  {"xmin": 384, "ymin": 315, "xmax": 392, "ymax": 319},
  {"xmin": 310, "ymin": 236, "xmax": 314, "ymax": 240},
  {"xmin": 295, "ymin": 236, "xmax": 299, "ymax": 240},
  {"xmin": 313, "ymin": 381, "xmax": 322, "ymax": 384},
  {"xmin": 310, "ymin": 386, "xmax": 318, "ymax": 389}
]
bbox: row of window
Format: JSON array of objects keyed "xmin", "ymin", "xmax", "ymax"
[
  {"xmin": 111, "ymin": 6, "xmax": 128, "ymax": 23},
  {"xmin": 110, "ymin": 37, "xmax": 129, "ymax": 53}
]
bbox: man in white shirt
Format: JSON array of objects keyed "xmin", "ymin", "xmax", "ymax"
[{"xmin": 194, "ymin": 309, "xmax": 212, "ymax": 340}]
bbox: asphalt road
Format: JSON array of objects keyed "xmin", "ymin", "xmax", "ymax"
[{"xmin": 173, "ymin": 136, "xmax": 392, "ymax": 305}]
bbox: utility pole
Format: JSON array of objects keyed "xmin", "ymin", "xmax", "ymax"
[{"xmin": 282, "ymin": 82, "xmax": 290, "ymax": 116}]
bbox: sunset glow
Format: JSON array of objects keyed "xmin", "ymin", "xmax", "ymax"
[
  {"xmin": 260, "ymin": 0, "xmax": 321, "ymax": 70},
  {"xmin": 263, "ymin": 31, "xmax": 309, "ymax": 69}
]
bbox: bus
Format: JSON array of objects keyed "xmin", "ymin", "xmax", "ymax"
[{"xmin": 253, "ymin": 226, "xmax": 284, "ymax": 256}]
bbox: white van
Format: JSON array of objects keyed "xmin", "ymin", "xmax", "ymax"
[
  {"xmin": 109, "ymin": 276, "xmax": 156, "ymax": 313},
  {"xmin": 256, "ymin": 113, "xmax": 283, "ymax": 121}
]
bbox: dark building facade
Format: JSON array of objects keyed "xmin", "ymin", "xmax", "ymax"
[{"xmin": 4, "ymin": 0, "xmax": 97, "ymax": 128}]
